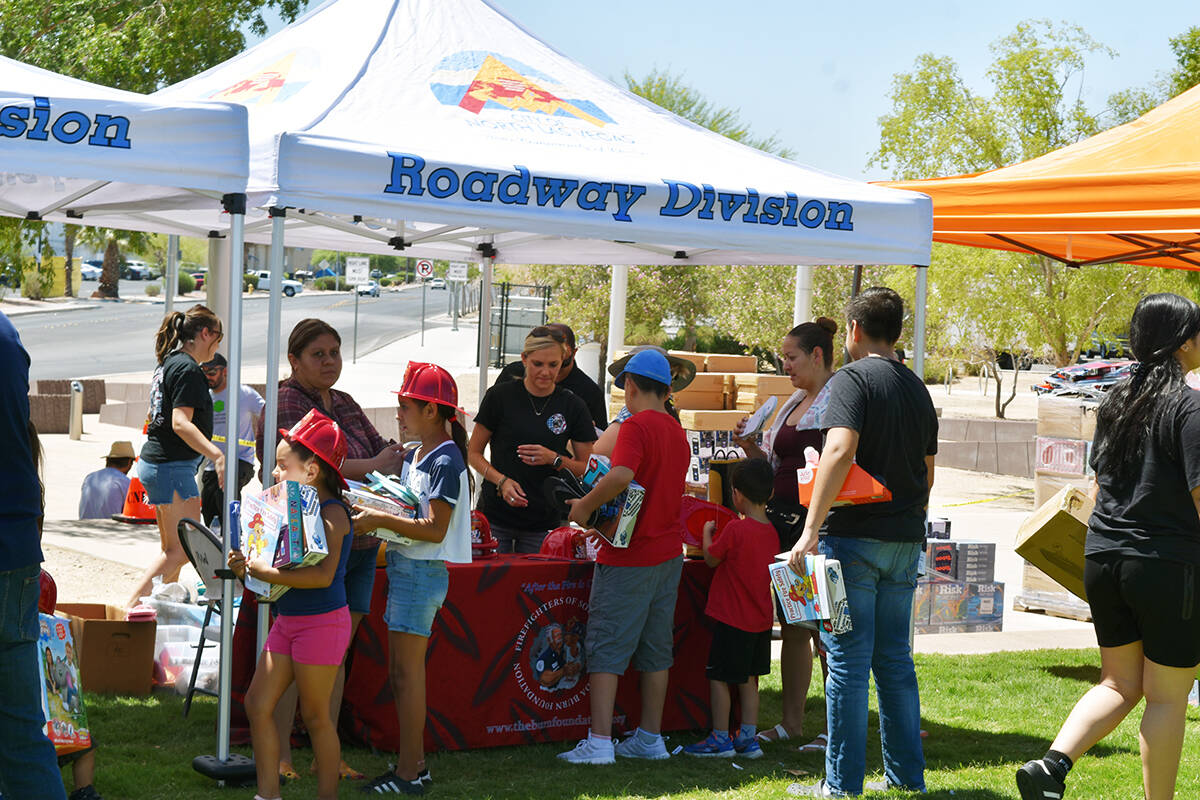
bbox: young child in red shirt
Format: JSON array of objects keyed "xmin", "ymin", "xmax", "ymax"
[{"xmin": 685, "ymin": 458, "xmax": 778, "ymax": 759}]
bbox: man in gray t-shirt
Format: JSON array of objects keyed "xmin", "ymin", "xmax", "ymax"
[{"xmin": 787, "ymin": 288, "xmax": 936, "ymax": 798}]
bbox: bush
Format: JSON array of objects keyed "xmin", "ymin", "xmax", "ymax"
[
  {"xmin": 379, "ymin": 277, "xmax": 393, "ymax": 287},
  {"xmin": 243, "ymin": 275, "xmax": 257, "ymax": 293},
  {"xmin": 660, "ymin": 328, "xmax": 747, "ymax": 355},
  {"xmin": 177, "ymin": 271, "xmax": 196, "ymax": 294},
  {"xmin": 314, "ymin": 276, "xmax": 340, "ymax": 291},
  {"xmin": 145, "ymin": 283, "xmax": 161, "ymax": 297}
]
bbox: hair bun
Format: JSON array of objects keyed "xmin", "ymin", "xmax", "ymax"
[{"xmin": 815, "ymin": 316, "xmax": 838, "ymax": 335}]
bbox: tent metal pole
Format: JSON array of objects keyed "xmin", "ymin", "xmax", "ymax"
[
  {"xmin": 218, "ymin": 194, "xmax": 247, "ymax": 763},
  {"xmin": 605, "ymin": 265, "xmax": 628, "ymax": 398},
  {"xmin": 165, "ymin": 234, "xmax": 178, "ymax": 317},
  {"xmin": 477, "ymin": 238, "xmax": 495, "ymax": 403},
  {"xmin": 793, "ymin": 265, "xmax": 813, "ymax": 325},
  {"xmin": 913, "ymin": 264, "xmax": 928, "ymax": 380},
  {"xmin": 258, "ymin": 208, "xmax": 287, "ymax": 655}
]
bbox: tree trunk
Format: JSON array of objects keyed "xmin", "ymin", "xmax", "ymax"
[
  {"xmin": 94, "ymin": 239, "xmax": 121, "ymax": 298},
  {"xmin": 991, "ymin": 356, "xmax": 1005, "ymax": 419},
  {"xmin": 999, "ymin": 363, "xmax": 1020, "ymax": 418},
  {"xmin": 63, "ymin": 226, "xmax": 77, "ymax": 298}
]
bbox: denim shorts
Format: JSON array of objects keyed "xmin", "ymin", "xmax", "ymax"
[
  {"xmin": 137, "ymin": 456, "xmax": 202, "ymax": 505},
  {"xmin": 384, "ymin": 550, "xmax": 448, "ymax": 638},
  {"xmin": 343, "ymin": 547, "xmax": 379, "ymax": 615}
]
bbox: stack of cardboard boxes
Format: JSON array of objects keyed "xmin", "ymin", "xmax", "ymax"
[
  {"xmin": 913, "ymin": 519, "xmax": 1006, "ymax": 634},
  {"xmin": 1016, "ymin": 397, "xmax": 1096, "ymax": 620}
]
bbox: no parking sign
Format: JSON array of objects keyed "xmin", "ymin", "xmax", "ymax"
[{"xmin": 416, "ymin": 259, "xmax": 434, "ymax": 278}]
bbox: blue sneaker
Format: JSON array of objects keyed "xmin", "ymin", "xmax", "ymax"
[
  {"xmin": 683, "ymin": 732, "xmax": 735, "ymax": 758},
  {"xmin": 732, "ymin": 732, "xmax": 763, "ymax": 759}
]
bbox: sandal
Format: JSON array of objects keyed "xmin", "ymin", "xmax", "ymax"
[
  {"xmin": 278, "ymin": 761, "xmax": 299, "ymax": 781},
  {"xmin": 798, "ymin": 733, "xmax": 828, "ymax": 753},
  {"xmin": 310, "ymin": 759, "xmax": 365, "ymax": 780},
  {"xmin": 756, "ymin": 723, "xmax": 794, "ymax": 743}
]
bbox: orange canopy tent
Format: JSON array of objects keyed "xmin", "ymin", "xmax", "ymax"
[{"xmin": 881, "ymin": 83, "xmax": 1200, "ymax": 270}]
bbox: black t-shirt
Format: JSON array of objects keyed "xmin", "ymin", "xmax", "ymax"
[
  {"xmin": 821, "ymin": 356, "xmax": 938, "ymax": 542},
  {"xmin": 475, "ymin": 380, "xmax": 597, "ymax": 531},
  {"xmin": 140, "ymin": 351, "xmax": 213, "ymax": 464},
  {"xmin": 1086, "ymin": 389, "xmax": 1200, "ymax": 564},
  {"xmin": 497, "ymin": 361, "xmax": 608, "ymax": 431}
]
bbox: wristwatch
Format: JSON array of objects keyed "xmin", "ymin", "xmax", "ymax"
[{"xmin": 552, "ymin": 455, "xmax": 563, "ymax": 470}]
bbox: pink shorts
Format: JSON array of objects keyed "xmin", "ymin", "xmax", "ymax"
[{"xmin": 265, "ymin": 607, "xmax": 351, "ymax": 665}]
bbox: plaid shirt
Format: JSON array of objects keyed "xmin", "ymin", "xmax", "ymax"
[{"xmin": 258, "ymin": 376, "xmax": 389, "ymax": 549}]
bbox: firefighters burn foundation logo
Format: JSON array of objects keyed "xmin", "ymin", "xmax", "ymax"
[
  {"xmin": 430, "ymin": 51, "xmax": 614, "ymax": 127},
  {"xmin": 512, "ymin": 596, "xmax": 589, "ymax": 712}
]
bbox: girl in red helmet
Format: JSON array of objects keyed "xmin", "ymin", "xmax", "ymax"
[
  {"xmin": 227, "ymin": 409, "xmax": 354, "ymax": 800},
  {"xmin": 351, "ymin": 362, "xmax": 473, "ymax": 796}
]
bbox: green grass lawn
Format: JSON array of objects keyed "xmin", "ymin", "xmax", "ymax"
[{"xmin": 76, "ymin": 649, "xmax": 1199, "ymax": 799}]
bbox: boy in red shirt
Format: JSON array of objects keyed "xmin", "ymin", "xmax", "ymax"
[
  {"xmin": 560, "ymin": 350, "xmax": 690, "ymax": 765},
  {"xmin": 685, "ymin": 458, "xmax": 777, "ymax": 759}
]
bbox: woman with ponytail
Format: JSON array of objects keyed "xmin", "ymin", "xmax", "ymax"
[
  {"xmin": 1017, "ymin": 293, "xmax": 1200, "ymax": 800},
  {"xmin": 127, "ymin": 304, "xmax": 224, "ymax": 608},
  {"xmin": 350, "ymin": 362, "xmax": 472, "ymax": 794},
  {"xmin": 733, "ymin": 317, "xmax": 839, "ymax": 753}
]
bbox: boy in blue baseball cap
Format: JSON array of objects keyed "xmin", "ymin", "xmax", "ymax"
[{"xmin": 559, "ymin": 349, "xmax": 690, "ymax": 765}]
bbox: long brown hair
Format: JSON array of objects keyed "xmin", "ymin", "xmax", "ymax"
[{"xmin": 154, "ymin": 304, "xmax": 221, "ymax": 364}]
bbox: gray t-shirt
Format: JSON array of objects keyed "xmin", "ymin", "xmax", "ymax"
[{"xmin": 821, "ymin": 356, "xmax": 938, "ymax": 542}]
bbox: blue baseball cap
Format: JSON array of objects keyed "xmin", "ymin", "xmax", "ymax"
[{"xmin": 615, "ymin": 349, "xmax": 672, "ymax": 389}]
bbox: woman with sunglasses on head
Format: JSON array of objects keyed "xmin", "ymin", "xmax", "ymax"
[
  {"xmin": 126, "ymin": 304, "xmax": 225, "ymax": 609},
  {"xmin": 469, "ymin": 326, "xmax": 597, "ymax": 553}
]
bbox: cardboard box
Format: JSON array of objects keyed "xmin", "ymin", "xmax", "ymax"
[
  {"xmin": 929, "ymin": 579, "xmax": 1005, "ymax": 624},
  {"xmin": 704, "ymin": 354, "xmax": 758, "ymax": 373},
  {"xmin": 671, "ymin": 389, "xmax": 726, "ymax": 410},
  {"xmin": 951, "ymin": 540, "xmax": 996, "ymax": 583},
  {"xmin": 916, "ymin": 619, "xmax": 1003, "ymax": 635},
  {"xmin": 55, "ymin": 603, "xmax": 156, "ymax": 696},
  {"xmin": 1035, "ymin": 437, "xmax": 1090, "ymax": 477},
  {"xmin": 1034, "ymin": 472, "xmax": 1093, "ymax": 508},
  {"xmin": 926, "ymin": 516, "xmax": 951, "ymax": 539},
  {"xmin": 37, "ymin": 614, "xmax": 91, "ymax": 754},
  {"xmin": 925, "ymin": 541, "xmax": 956, "ymax": 577},
  {"xmin": 1015, "ymin": 484, "xmax": 1093, "ymax": 600},
  {"xmin": 913, "ymin": 580, "xmax": 933, "ymax": 625},
  {"xmin": 1037, "ymin": 397, "xmax": 1098, "ymax": 441},
  {"xmin": 581, "ymin": 455, "xmax": 644, "ymax": 548},
  {"xmin": 664, "ymin": 350, "xmax": 708, "ymax": 371},
  {"xmin": 678, "ymin": 409, "xmax": 746, "ymax": 431}
]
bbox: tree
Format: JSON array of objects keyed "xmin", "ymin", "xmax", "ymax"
[
  {"xmin": 872, "ymin": 19, "xmax": 1191, "ymax": 412},
  {"xmin": 77, "ymin": 227, "xmax": 154, "ymax": 298},
  {"xmin": 1168, "ymin": 27, "xmax": 1200, "ymax": 97},
  {"xmin": 624, "ymin": 69, "xmax": 795, "ymax": 159},
  {"xmin": 0, "ymin": 0, "xmax": 310, "ymax": 296}
]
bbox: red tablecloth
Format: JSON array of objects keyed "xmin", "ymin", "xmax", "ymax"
[{"xmin": 231, "ymin": 555, "xmax": 713, "ymax": 751}]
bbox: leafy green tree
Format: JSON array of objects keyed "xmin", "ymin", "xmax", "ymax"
[
  {"xmin": 1168, "ymin": 26, "xmax": 1200, "ymax": 97},
  {"xmin": 77, "ymin": 227, "xmax": 154, "ymax": 297}
]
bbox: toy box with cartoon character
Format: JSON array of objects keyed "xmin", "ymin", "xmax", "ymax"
[
  {"xmin": 769, "ymin": 554, "xmax": 852, "ymax": 634},
  {"xmin": 263, "ymin": 480, "xmax": 327, "ymax": 569},
  {"xmin": 580, "ymin": 454, "xmax": 645, "ymax": 548},
  {"xmin": 37, "ymin": 613, "xmax": 92, "ymax": 754}
]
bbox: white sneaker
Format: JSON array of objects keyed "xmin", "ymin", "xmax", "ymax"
[
  {"xmin": 557, "ymin": 737, "xmax": 615, "ymax": 765},
  {"xmin": 615, "ymin": 732, "xmax": 670, "ymax": 760}
]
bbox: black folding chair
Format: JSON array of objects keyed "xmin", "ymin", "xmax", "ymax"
[{"xmin": 177, "ymin": 518, "xmax": 240, "ymax": 718}]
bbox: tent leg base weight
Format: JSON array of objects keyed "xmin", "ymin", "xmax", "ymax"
[{"xmin": 193, "ymin": 753, "xmax": 257, "ymax": 785}]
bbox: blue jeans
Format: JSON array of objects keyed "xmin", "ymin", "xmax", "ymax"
[
  {"xmin": 819, "ymin": 537, "xmax": 925, "ymax": 796},
  {"xmin": 0, "ymin": 564, "xmax": 67, "ymax": 800}
]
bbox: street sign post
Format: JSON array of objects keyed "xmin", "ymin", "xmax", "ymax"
[
  {"xmin": 448, "ymin": 262, "xmax": 468, "ymax": 331},
  {"xmin": 347, "ymin": 257, "xmax": 369, "ymax": 363}
]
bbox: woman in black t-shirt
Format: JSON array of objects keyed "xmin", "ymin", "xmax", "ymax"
[
  {"xmin": 732, "ymin": 317, "xmax": 837, "ymax": 752},
  {"xmin": 1017, "ymin": 293, "xmax": 1200, "ymax": 800},
  {"xmin": 126, "ymin": 304, "xmax": 225, "ymax": 608},
  {"xmin": 468, "ymin": 326, "xmax": 597, "ymax": 553}
]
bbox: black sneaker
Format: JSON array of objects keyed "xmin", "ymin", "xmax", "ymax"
[
  {"xmin": 68, "ymin": 787, "xmax": 103, "ymax": 800},
  {"xmin": 360, "ymin": 770, "xmax": 426, "ymax": 795},
  {"xmin": 1016, "ymin": 759, "xmax": 1066, "ymax": 800},
  {"xmin": 418, "ymin": 768, "xmax": 432, "ymax": 785}
]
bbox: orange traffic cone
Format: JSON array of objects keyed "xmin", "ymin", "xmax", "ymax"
[{"xmin": 112, "ymin": 476, "xmax": 158, "ymax": 525}]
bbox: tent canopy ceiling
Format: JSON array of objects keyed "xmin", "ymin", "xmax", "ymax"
[
  {"xmin": 881, "ymin": 83, "xmax": 1200, "ymax": 270},
  {"xmin": 0, "ymin": 56, "xmax": 248, "ymax": 219},
  {"xmin": 129, "ymin": 0, "xmax": 931, "ymax": 266}
]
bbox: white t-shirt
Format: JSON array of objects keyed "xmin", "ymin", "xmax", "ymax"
[
  {"xmin": 391, "ymin": 441, "xmax": 472, "ymax": 563},
  {"xmin": 206, "ymin": 384, "xmax": 265, "ymax": 469},
  {"xmin": 79, "ymin": 467, "xmax": 130, "ymax": 519}
]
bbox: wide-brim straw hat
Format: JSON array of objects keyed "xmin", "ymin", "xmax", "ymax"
[
  {"xmin": 607, "ymin": 346, "xmax": 697, "ymax": 392},
  {"xmin": 103, "ymin": 441, "xmax": 136, "ymax": 460}
]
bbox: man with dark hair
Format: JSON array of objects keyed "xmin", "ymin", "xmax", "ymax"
[
  {"xmin": 0, "ymin": 311, "xmax": 68, "ymax": 800},
  {"xmin": 200, "ymin": 354, "xmax": 263, "ymax": 527},
  {"xmin": 787, "ymin": 287, "xmax": 937, "ymax": 797},
  {"xmin": 497, "ymin": 322, "xmax": 608, "ymax": 430},
  {"xmin": 78, "ymin": 442, "xmax": 135, "ymax": 520}
]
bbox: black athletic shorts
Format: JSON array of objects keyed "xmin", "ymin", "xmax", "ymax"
[
  {"xmin": 706, "ymin": 620, "xmax": 771, "ymax": 684},
  {"xmin": 1085, "ymin": 552, "xmax": 1200, "ymax": 669}
]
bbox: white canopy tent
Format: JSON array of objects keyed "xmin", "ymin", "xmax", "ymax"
[{"xmin": 0, "ymin": 54, "xmax": 253, "ymax": 774}]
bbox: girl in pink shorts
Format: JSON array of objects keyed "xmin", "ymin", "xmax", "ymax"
[{"xmin": 229, "ymin": 409, "xmax": 354, "ymax": 800}]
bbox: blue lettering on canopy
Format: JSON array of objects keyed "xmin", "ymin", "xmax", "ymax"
[
  {"xmin": 532, "ymin": 177, "xmax": 579, "ymax": 208},
  {"xmin": 0, "ymin": 97, "xmax": 133, "ymax": 148},
  {"xmin": 384, "ymin": 153, "xmax": 426, "ymax": 196},
  {"xmin": 427, "ymin": 167, "xmax": 460, "ymax": 199},
  {"xmin": 799, "ymin": 200, "xmax": 825, "ymax": 229},
  {"xmin": 659, "ymin": 180, "xmax": 701, "ymax": 217},
  {"xmin": 825, "ymin": 202, "xmax": 854, "ymax": 231}
]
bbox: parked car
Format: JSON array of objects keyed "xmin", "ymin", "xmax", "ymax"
[
  {"xmin": 429, "ymin": 277, "xmax": 446, "ymax": 290},
  {"xmin": 356, "ymin": 281, "xmax": 380, "ymax": 297},
  {"xmin": 190, "ymin": 271, "xmax": 206, "ymax": 291},
  {"xmin": 78, "ymin": 259, "xmax": 103, "ymax": 280},
  {"xmin": 369, "ymin": 269, "xmax": 382, "ymax": 279},
  {"xmin": 291, "ymin": 269, "xmax": 313, "ymax": 281},
  {"xmin": 122, "ymin": 259, "xmax": 152, "ymax": 280},
  {"xmin": 251, "ymin": 270, "xmax": 303, "ymax": 296}
]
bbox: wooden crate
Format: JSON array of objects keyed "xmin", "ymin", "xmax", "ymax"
[{"xmin": 1037, "ymin": 397, "xmax": 1098, "ymax": 441}]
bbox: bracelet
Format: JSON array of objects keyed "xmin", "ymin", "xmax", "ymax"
[{"xmin": 497, "ymin": 476, "xmax": 508, "ymax": 494}]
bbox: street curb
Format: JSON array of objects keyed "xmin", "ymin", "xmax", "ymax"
[{"xmin": 0, "ymin": 301, "xmax": 101, "ymax": 317}]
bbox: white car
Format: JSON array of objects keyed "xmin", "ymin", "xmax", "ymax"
[
  {"xmin": 78, "ymin": 260, "xmax": 102, "ymax": 280},
  {"xmin": 356, "ymin": 281, "xmax": 380, "ymax": 297},
  {"xmin": 252, "ymin": 270, "xmax": 303, "ymax": 296},
  {"xmin": 429, "ymin": 277, "xmax": 447, "ymax": 290}
]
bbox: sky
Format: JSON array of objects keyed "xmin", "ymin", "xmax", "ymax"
[{"xmin": 252, "ymin": 0, "xmax": 1197, "ymax": 181}]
